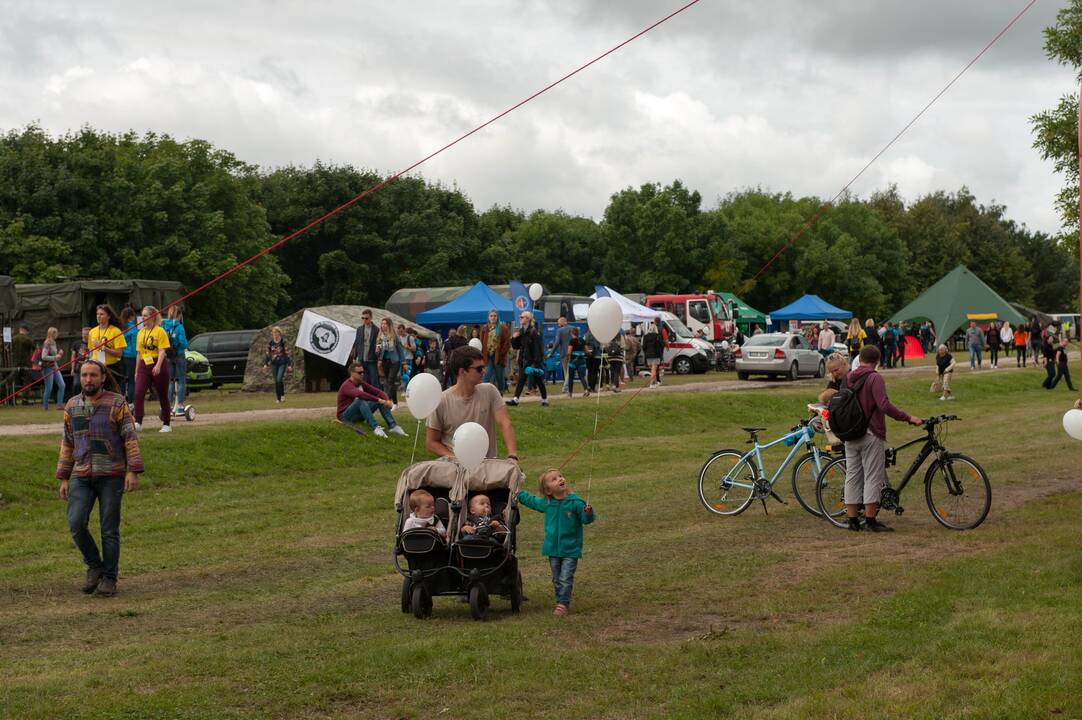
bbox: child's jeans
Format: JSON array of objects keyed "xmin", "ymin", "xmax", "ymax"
[{"xmin": 549, "ymin": 556, "xmax": 578, "ymax": 606}]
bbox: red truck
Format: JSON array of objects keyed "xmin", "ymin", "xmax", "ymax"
[{"xmin": 645, "ymin": 293, "xmax": 735, "ymax": 352}]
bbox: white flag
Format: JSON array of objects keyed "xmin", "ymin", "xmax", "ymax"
[{"xmin": 296, "ymin": 311, "xmax": 357, "ymax": 366}]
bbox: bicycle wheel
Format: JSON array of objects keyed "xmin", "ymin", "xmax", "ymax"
[
  {"xmin": 924, "ymin": 453, "xmax": 991, "ymax": 530},
  {"xmin": 814, "ymin": 456, "xmax": 850, "ymax": 528},
  {"xmin": 697, "ymin": 449, "xmax": 758, "ymax": 516},
  {"xmin": 791, "ymin": 451, "xmax": 834, "ymax": 517}
]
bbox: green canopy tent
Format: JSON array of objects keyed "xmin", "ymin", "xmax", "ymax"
[
  {"xmin": 888, "ymin": 265, "xmax": 1024, "ymax": 341},
  {"xmin": 717, "ymin": 292, "xmax": 768, "ymax": 333}
]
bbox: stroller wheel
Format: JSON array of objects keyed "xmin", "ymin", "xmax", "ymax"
[
  {"xmin": 401, "ymin": 577, "xmax": 412, "ymax": 614},
  {"xmin": 468, "ymin": 584, "xmax": 489, "ymax": 621},
  {"xmin": 509, "ymin": 571, "xmax": 523, "ymax": 614},
  {"xmin": 411, "ymin": 583, "xmax": 432, "ymax": 620}
]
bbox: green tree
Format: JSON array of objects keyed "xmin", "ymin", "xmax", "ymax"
[{"xmin": 1031, "ymin": 1, "xmax": 1081, "ymax": 232}]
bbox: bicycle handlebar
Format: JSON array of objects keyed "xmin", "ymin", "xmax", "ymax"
[{"xmin": 922, "ymin": 414, "xmax": 960, "ymax": 428}]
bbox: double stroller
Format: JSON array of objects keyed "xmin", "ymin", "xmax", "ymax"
[{"xmin": 394, "ymin": 458, "xmax": 525, "ymax": 620}]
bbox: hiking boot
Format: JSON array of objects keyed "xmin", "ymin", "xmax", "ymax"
[
  {"xmin": 81, "ymin": 568, "xmax": 103, "ymax": 594},
  {"xmin": 97, "ymin": 576, "xmax": 117, "ymax": 597},
  {"xmin": 864, "ymin": 517, "xmax": 894, "ymax": 533},
  {"xmin": 846, "ymin": 517, "xmax": 861, "ymax": 532}
]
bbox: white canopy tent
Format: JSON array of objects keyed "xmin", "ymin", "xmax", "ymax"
[{"xmin": 590, "ymin": 285, "xmax": 661, "ymax": 324}]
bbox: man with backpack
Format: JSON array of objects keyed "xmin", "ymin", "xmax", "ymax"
[{"xmin": 828, "ymin": 345, "xmax": 922, "ymax": 532}]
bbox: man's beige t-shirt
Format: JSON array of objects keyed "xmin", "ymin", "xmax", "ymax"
[{"xmin": 427, "ymin": 383, "xmax": 503, "ymax": 458}]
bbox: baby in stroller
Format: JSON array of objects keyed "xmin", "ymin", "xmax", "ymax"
[
  {"xmin": 402, "ymin": 489, "xmax": 448, "ymax": 540},
  {"xmin": 460, "ymin": 494, "xmax": 504, "ymax": 541}
]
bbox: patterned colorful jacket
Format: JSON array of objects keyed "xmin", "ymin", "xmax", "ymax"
[{"xmin": 56, "ymin": 391, "xmax": 145, "ymax": 480}]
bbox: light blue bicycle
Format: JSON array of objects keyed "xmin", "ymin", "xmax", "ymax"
[{"xmin": 697, "ymin": 418, "xmax": 837, "ymax": 517}]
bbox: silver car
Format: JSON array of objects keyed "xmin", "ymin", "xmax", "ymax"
[{"xmin": 735, "ymin": 332, "xmax": 827, "ymax": 381}]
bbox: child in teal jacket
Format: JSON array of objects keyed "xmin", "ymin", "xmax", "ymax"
[{"xmin": 517, "ymin": 468, "xmax": 595, "ymax": 617}]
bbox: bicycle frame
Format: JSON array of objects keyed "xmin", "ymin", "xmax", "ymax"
[
  {"xmin": 730, "ymin": 424, "xmax": 822, "ymax": 492},
  {"xmin": 884, "ymin": 424, "xmax": 957, "ymax": 498}
]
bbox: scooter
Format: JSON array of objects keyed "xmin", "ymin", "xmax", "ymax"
[{"xmin": 170, "ymin": 375, "xmax": 196, "ymax": 421}]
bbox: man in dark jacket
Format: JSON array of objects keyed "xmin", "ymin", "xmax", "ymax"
[
  {"xmin": 506, "ymin": 311, "xmax": 548, "ymax": 407},
  {"xmin": 352, "ymin": 309, "xmax": 380, "ymax": 387},
  {"xmin": 843, "ymin": 345, "xmax": 922, "ymax": 532}
]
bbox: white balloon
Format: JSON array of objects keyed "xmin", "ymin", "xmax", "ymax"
[
  {"xmin": 468, "ymin": 337, "xmax": 483, "ymax": 351},
  {"xmin": 405, "ymin": 372, "xmax": 442, "ymax": 420},
  {"xmin": 1063, "ymin": 409, "xmax": 1082, "ymax": 441},
  {"xmin": 587, "ymin": 297, "xmax": 622, "ymax": 343},
  {"xmin": 453, "ymin": 421, "xmax": 489, "ymax": 473},
  {"xmin": 528, "ymin": 283, "xmax": 543, "ymax": 301},
  {"xmin": 721, "ymin": 340, "xmax": 730, "ymax": 350}
]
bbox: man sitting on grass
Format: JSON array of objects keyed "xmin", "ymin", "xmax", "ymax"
[{"xmin": 337, "ymin": 362, "xmax": 407, "ymax": 439}]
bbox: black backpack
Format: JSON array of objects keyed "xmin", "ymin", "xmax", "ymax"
[{"xmin": 827, "ymin": 373, "xmax": 870, "ymax": 441}]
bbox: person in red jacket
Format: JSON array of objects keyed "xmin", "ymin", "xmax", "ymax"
[
  {"xmin": 843, "ymin": 345, "xmax": 923, "ymax": 532},
  {"xmin": 336, "ymin": 362, "xmax": 408, "ymax": 439}
]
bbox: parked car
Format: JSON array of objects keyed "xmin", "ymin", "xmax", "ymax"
[
  {"xmin": 797, "ymin": 321, "xmax": 850, "ymax": 359},
  {"xmin": 734, "ymin": 332, "xmax": 826, "ymax": 381},
  {"xmin": 184, "ymin": 349, "xmax": 214, "ymax": 391},
  {"xmin": 656, "ymin": 311, "xmax": 711, "ymax": 374},
  {"xmin": 187, "ymin": 329, "xmax": 259, "ymax": 387}
]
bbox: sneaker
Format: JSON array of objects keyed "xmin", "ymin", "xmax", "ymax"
[
  {"xmin": 391, "ymin": 403, "xmax": 399, "ymax": 412},
  {"xmin": 939, "ymin": 396, "xmax": 946, "ymax": 401},
  {"xmin": 159, "ymin": 425, "xmax": 172, "ymax": 433},
  {"xmin": 505, "ymin": 398, "xmax": 519, "ymax": 406},
  {"xmin": 96, "ymin": 576, "xmax": 117, "ymax": 597},
  {"xmin": 134, "ymin": 422, "xmax": 142, "ymax": 432},
  {"xmin": 947, "ymin": 396, "xmax": 955, "ymax": 400},
  {"xmin": 541, "ymin": 399, "xmax": 550, "ymax": 407},
  {"xmin": 389, "ymin": 425, "xmax": 408, "ymax": 437},
  {"xmin": 81, "ymin": 568, "xmax": 103, "ymax": 594},
  {"xmin": 846, "ymin": 517, "xmax": 861, "ymax": 532},
  {"xmin": 374, "ymin": 426, "xmax": 388, "ymax": 438},
  {"xmin": 864, "ymin": 518, "xmax": 894, "ymax": 533}
]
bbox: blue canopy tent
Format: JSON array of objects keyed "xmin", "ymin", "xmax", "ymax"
[
  {"xmin": 415, "ymin": 281, "xmax": 516, "ymax": 327},
  {"xmin": 768, "ymin": 294, "xmax": 852, "ymax": 328}
]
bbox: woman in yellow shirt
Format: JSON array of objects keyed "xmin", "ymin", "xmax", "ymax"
[
  {"xmin": 134, "ymin": 305, "xmax": 172, "ymax": 433},
  {"xmin": 88, "ymin": 304, "xmax": 127, "ymax": 384}
]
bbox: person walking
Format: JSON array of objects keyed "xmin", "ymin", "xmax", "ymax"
[
  {"xmin": 642, "ymin": 320, "xmax": 664, "ymax": 388},
  {"xmin": 841, "ymin": 345, "xmax": 923, "ymax": 532},
  {"xmin": 161, "ymin": 305, "xmax": 189, "ymax": 412},
  {"xmin": 119, "ymin": 307, "xmax": 139, "ymax": 404},
  {"xmin": 377, "ymin": 317, "xmax": 405, "ymax": 407},
  {"xmin": 133, "ymin": 306, "xmax": 172, "ymax": 433},
  {"xmin": 584, "ymin": 328, "xmax": 604, "ymax": 394},
  {"xmin": 999, "ymin": 321, "xmax": 1013, "ymax": 360},
  {"xmin": 352, "ymin": 309, "xmax": 380, "ymax": 388},
  {"xmin": 605, "ymin": 332, "xmax": 625, "ymax": 393},
  {"xmin": 1028, "ymin": 318, "xmax": 1043, "ymax": 368},
  {"xmin": 480, "ymin": 310, "xmax": 510, "ymax": 393},
  {"xmin": 554, "ymin": 316, "xmax": 573, "ymax": 393},
  {"xmin": 442, "ymin": 326, "xmax": 468, "ymax": 389},
  {"xmin": 1045, "ymin": 337, "xmax": 1077, "ymax": 391},
  {"xmin": 987, "ymin": 322, "xmax": 1001, "ymax": 369},
  {"xmin": 863, "ymin": 319, "xmax": 880, "ymax": 351},
  {"xmin": 1040, "ymin": 336, "xmax": 1058, "ymax": 389},
  {"xmin": 70, "ymin": 327, "xmax": 90, "ymax": 397},
  {"xmin": 1013, "ymin": 324, "xmax": 1029, "ymax": 367},
  {"xmin": 506, "ymin": 311, "xmax": 548, "ymax": 406},
  {"xmin": 881, "ymin": 322, "xmax": 897, "ymax": 369},
  {"xmin": 845, "ymin": 318, "xmax": 865, "ymax": 357},
  {"xmin": 817, "ymin": 321, "xmax": 835, "ymax": 360},
  {"xmin": 263, "ymin": 326, "xmax": 291, "ymax": 403},
  {"xmin": 965, "ymin": 321, "xmax": 985, "ymax": 370},
  {"xmin": 564, "ymin": 327, "xmax": 589, "ymax": 397},
  {"xmin": 40, "ymin": 327, "xmax": 66, "ymax": 410},
  {"xmin": 895, "ymin": 323, "xmax": 907, "ymax": 368},
  {"xmin": 89, "ymin": 304, "xmax": 128, "ymax": 392},
  {"xmin": 56, "ymin": 360, "xmax": 143, "ymax": 597},
  {"xmin": 397, "ymin": 324, "xmax": 416, "ymax": 385}
]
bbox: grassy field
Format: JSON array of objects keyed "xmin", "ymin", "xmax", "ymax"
[{"xmin": 2, "ymin": 366, "xmax": 1081, "ymax": 719}]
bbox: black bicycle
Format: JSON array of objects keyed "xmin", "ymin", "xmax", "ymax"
[{"xmin": 813, "ymin": 415, "xmax": 991, "ymax": 530}]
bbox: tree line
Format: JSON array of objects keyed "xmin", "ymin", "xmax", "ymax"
[{"xmin": 0, "ymin": 125, "xmax": 1076, "ymax": 335}]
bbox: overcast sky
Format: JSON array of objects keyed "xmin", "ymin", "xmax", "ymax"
[{"xmin": 0, "ymin": 1, "xmax": 1075, "ymax": 235}]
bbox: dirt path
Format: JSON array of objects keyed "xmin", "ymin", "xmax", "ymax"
[{"xmin": 0, "ymin": 357, "xmax": 1057, "ymax": 438}]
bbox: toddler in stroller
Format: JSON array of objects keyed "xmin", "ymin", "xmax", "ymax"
[
  {"xmin": 402, "ymin": 489, "xmax": 448, "ymax": 539},
  {"xmin": 395, "ymin": 458, "xmax": 525, "ymax": 620}
]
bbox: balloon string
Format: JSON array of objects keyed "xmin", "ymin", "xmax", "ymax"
[
  {"xmin": 585, "ymin": 354, "xmax": 607, "ymax": 504},
  {"xmin": 409, "ymin": 419, "xmax": 422, "ymax": 465}
]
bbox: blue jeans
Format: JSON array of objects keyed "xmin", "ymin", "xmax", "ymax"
[
  {"xmin": 67, "ymin": 476, "xmax": 124, "ymax": 579},
  {"xmin": 483, "ymin": 356, "xmax": 506, "ymax": 392},
  {"xmin": 969, "ymin": 344, "xmax": 982, "ymax": 368},
  {"xmin": 121, "ymin": 356, "xmax": 137, "ymax": 403},
  {"xmin": 42, "ymin": 367, "xmax": 66, "ymax": 409},
  {"xmin": 340, "ymin": 397, "xmax": 397, "ymax": 430},
  {"xmin": 361, "ymin": 361, "xmax": 380, "ymax": 388},
  {"xmin": 168, "ymin": 354, "xmax": 188, "ymax": 406},
  {"xmin": 548, "ymin": 556, "xmax": 579, "ymax": 606},
  {"xmin": 271, "ymin": 362, "xmax": 287, "ymax": 400}
]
